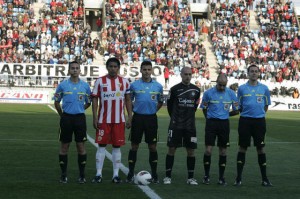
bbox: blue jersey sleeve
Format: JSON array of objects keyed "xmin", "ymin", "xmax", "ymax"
[
  {"xmin": 84, "ymin": 83, "xmax": 92, "ymax": 104},
  {"xmin": 54, "ymin": 82, "xmax": 64, "ymax": 102}
]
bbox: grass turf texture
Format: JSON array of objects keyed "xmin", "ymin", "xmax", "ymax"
[{"xmin": 0, "ymin": 104, "xmax": 299, "ymax": 199}]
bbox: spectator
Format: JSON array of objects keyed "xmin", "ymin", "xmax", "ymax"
[
  {"xmin": 96, "ymin": 17, "xmax": 102, "ymax": 31},
  {"xmin": 164, "ymin": 65, "xmax": 170, "ymax": 88},
  {"xmin": 292, "ymin": 88, "xmax": 299, "ymax": 99}
]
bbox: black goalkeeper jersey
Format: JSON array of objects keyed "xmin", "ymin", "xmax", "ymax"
[{"xmin": 167, "ymin": 82, "xmax": 201, "ymax": 129}]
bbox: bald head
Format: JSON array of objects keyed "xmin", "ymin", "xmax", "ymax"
[
  {"xmin": 181, "ymin": 67, "xmax": 192, "ymax": 74},
  {"xmin": 217, "ymin": 73, "xmax": 227, "ymax": 82},
  {"xmin": 181, "ymin": 67, "xmax": 192, "ymax": 85},
  {"xmin": 216, "ymin": 73, "xmax": 227, "ymax": 92}
]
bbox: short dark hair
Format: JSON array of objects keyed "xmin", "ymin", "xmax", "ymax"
[
  {"xmin": 106, "ymin": 57, "xmax": 121, "ymax": 68},
  {"xmin": 247, "ymin": 64, "xmax": 259, "ymax": 72},
  {"xmin": 68, "ymin": 61, "xmax": 80, "ymax": 70},
  {"xmin": 141, "ymin": 60, "xmax": 152, "ymax": 69}
]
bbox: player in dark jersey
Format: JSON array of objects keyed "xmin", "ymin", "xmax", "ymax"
[{"xmin": 163, "ymin": 67, "xmax": 201, "ymax": 185}]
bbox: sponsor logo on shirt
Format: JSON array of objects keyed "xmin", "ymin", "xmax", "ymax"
[
  {"xmin": 103, "ymin": 92, "xmax": 123, "ymax": 99},
  {"xmin": 178, "ymin": 98, "xmax": 195, "ymax": 104}
]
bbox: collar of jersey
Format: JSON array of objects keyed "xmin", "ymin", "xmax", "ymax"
[
  {"xmin": 106, "ymin": 74, "xmax": 119, "ymax": 79},
  {"xmin": 140, "ymin": 78, "xmax": 153, "ymax": 83}
]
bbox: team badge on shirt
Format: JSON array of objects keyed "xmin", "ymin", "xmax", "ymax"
[
  {"xmin": 78, "ymin": 94, "xmax": 83, "ymax": 101},
  {"xmin": 224, "ymin": 103, "xmax": 230, "ymax": 110},
  {"xmin": 151, "ymin": 94, "xmax": 156, "ymax": 100},
  {"xmin": 257, "ymin": 97, "xmax": 263, "ymax": 103}
]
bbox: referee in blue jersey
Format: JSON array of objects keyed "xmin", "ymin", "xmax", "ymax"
[
  {"xmin": 126, "ymin": 60, "xmax": 163, "ymax": 184},
  {"xmin": 200, "ymin": 74, "xmax": 239, "ymax": 186},
  {"xmin": 54, "ymin": 61, "xmax": 91, "ymax": 184},
  {"xmin": 234, "ymin": 64, "xmax": 273, "ymax": 187}
]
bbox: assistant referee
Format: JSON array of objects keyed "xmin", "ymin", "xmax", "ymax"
[
  {"xmin": 234, "ymin": 64, "xmax": 272, "ymax": 187},
  {"xmin": 54, "ymin": 61, "xmax": 91, "ymax": 184},
  {"xmin": 126, "ymin": 60, "xmax": 164, "ymax": 184},
  {"xmin": 200, "ymin": 74, "xmax": 239, "ymax": 186}
]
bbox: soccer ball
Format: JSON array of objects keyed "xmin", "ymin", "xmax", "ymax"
[{"xmin": 134, "ymin": 170, "xmax": 152, "ymax": 185}]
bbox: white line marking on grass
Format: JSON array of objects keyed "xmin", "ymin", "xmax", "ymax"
[
  {"xmin": 48, "ymin": 104, "xmax": 57, "ymax": 112},
  {"xmin": 87, "ymin": 135, "xmax": 162, "ymax": 199},
  {"xmin": 47, "ymin": 104, "xmax": 162, "ymax": 199}
]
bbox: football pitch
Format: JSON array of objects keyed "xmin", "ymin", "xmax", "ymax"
[{"xmin": 0, "ymin": 103, "xmax": 299, "ymax": 199}]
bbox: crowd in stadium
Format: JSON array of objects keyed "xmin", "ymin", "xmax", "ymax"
[
  {"xmin": 0, "ymin": 0, "xmax": 300, "ymax": 95},
  {"xmin": 100, "ymin": 0, "xmax": 210, "ymax": 80},
  {"xmin": 210, "ymin": 0, "xmax": 300, "ymax": 82},
  {"xmin": 0, "ymin": 0, "xmax": 99, "ymax": 64}
]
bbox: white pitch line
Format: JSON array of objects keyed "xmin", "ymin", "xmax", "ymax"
[
  {"xmin": 47, "ymin": 104, "xmax": 162, "ymax": 199},
  {"xmin": 87, "ymin": 135, "xmax": 162, "ymax": 199}
]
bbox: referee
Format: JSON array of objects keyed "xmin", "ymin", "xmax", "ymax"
[
  {"xmin": 54, "ymin": 61, "xmax": 91, "ymax": 184},
  {"xmin": 126, "ymin": 60, "xmax": 163, "ymax": 184},
  {"xmin": 200, "ymin": 74, "xmax": 239, "ymax": 185},
  {"xmin": 234, "ymin": 64, "xmax": 272, "ymax": 187}
]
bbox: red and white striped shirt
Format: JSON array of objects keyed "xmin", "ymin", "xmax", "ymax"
[{"xmin": 92, "ymin": 75, "xmax": 130, "ymax": 123}]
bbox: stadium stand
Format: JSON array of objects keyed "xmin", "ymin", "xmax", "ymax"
[{"xmin": 0, "ymin": 0, "xmax": 299, "ymax": 98}]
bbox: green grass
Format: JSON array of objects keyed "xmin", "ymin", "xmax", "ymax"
[{"xmin": 0, "ymin": 104, "xmax": 299, "ymax": 199}]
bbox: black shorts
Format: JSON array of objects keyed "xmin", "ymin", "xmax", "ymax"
[
  {"xmin": 129, "ymin": 113, "xmax": 158, "ymax": 144},
  {"xmin": 205, "ymin": 119, "xmax": 230, "ymax": 148},
  {"xmin": 238, "ymin": 117, "xmax": 266, "ymax": 148},
  {"xmin": 59, "ymin": 113, "xmax": 87, "ymax": 143},
  {"xmin": 167, "ymin": 127, "xmax": 197, "ymax": 149}
]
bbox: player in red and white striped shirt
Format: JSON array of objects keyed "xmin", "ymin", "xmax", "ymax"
[{"xmin": 91, "ymin": 57, "xmax": 132, "ymax": 183}]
